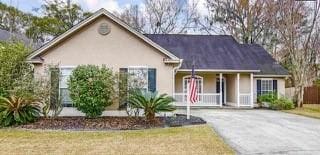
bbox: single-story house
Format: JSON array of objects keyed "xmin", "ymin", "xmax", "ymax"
[{"xmin": 27, "ymin": 9, "xmax": 288, "ymax": 110}]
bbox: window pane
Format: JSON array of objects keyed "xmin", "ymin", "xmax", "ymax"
[
  {"xmin": 59, "ymin": 68, "xmax": 74, "ymax": 106},
  {"xmin": 128, "ymin": 68, "xmax": 148, "ymax": 91},
  {"xmin": 261, "ymin": 80, "xmax": 273, "ymax": 95},
  {"xmin": 60, "ymin": 88, "xmax": 72, "ymax": 106}
]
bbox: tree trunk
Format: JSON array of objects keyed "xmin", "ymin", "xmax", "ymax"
[
  {"xmin": 146, "ymin": 112, "xmax": 156, "ymax": 123},
  {"xmin": 295, "ymin": 85, "xmax": 304, "ymax": 107}
]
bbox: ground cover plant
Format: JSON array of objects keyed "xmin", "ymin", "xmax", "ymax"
[{"xmin": 0, "ymin": 95, "xmax": 41, "ymax": 126}]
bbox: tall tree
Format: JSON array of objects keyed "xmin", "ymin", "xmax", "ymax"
[
  {"xmin": 144, "ymin": 0, "xmax": 199, "ymax": 34},
  {"xmin": 26, "ymin": 0, "xmax": 91, "ymax": 43},
  {"xmin": 203, "ymin": 0, "xmax": 278, "ymax": 53},
  {"xmin": 274, "ymin": 0, "xmax": 320, "ymax": 107},
  {"xmin": 0, "ymin": 2, "xmax": 33, "ymax": 34},
  {"xmin": 115, "ymin": 5, "xmax": 146, "ymax": 33},
  {"xmin": 117, "ymin": 0, "xmax": 199, "ymax": 34}
]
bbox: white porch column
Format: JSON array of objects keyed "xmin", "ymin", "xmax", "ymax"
[
  {"xmin": 219, "ymin": 73, "xmax": 223, "ymax": 107},
  {"xmin": 237, "ymin": 73, "xmax": 240, "ymax": 107},
  {"xmin": 250, "ymin": 73, "xmax": 254, "ymax": 108}
]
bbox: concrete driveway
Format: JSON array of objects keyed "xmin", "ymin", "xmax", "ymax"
[{"xmin": 187, "ymin": 109, "xmax": 320, "ymax": 155}]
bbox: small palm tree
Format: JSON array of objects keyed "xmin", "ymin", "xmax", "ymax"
[
  {"xmin": 0, "ymin": 95, "xmax": 41, "ymax": 126},
  {"xmin": 128, "ymin": 90, "xmax": 176, "ymax": 122}
]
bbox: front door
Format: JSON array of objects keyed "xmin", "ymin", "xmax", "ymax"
[{"xmin": 216, "ymin": 77, "xmax": 225, "ymax": 104}]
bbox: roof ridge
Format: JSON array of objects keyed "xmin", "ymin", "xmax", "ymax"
[{"xmin": 144, "ymin": 34, "xmax": 232, "ymax": 37}]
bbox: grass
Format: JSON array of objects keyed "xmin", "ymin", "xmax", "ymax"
[
  {"xmin": 283, "ymin": 104, "xmax": 320, "ymax": 119},
  {"xmin": 0, "ymin": 125, "xmax": 234, "ymax": 155}
]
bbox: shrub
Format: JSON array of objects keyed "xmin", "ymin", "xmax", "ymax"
[
  {"xmin": 128, "ymin": 90, "xmax": 176, "ymax": 122},
  {"xmin": 68, "ymin": 65, "xmax": 115, "ymax": 118},
  {"xmin": 258, "ymin": 92, "xmax": 277, "ymax": 104},
  {"xmin": 0, "ymin": 41, "xmax": 31, "ymax": 97},
  {"xmin": 258, "ymin": 92, "xmax": 294, "ymax": 110},
  {"xmin": 0, "ymin": 95, "xmax": 41, "ymax": 126},
  {"xmin": 269, "ymin": 97, "xmax": 294, "ymax": 110}
]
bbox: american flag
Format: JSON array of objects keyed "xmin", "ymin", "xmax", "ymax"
[{"xmin": 189, "ymin": 65, "xmax": 198, "ymax": 104}]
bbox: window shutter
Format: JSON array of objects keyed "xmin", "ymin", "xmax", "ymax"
[
  {"xmin": 273, "ymin": 80, "xmax": 278, "ymax": 99},
  {"xmin": 273, "ymin": 80, "xmax": 277, "ymax": 92},
  {"xmin": 50, "ymin": 67, "xmax": 60, "ymax": 106},
  {"xmin": 257, "ymin": 80, "xmax": 261, "ymax": 96},
  {"xmin": 119, "ymin": 68, "xmax": 128, "ymax": 110},
  {"xmin": 148, "ymin": 68, "xmax": 156, "ymax": 92}
]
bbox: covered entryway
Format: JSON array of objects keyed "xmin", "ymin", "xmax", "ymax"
[{"xmin": 173, "ymin": 71, "xmax": 254, "ymax": 108}]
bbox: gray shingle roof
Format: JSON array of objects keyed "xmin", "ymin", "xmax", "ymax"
[
  {"xmin": 145, "ymin": 34, "xmax": 288, "ymax": 75},
  {"xmin": 241, "ymin": 44, "xmax": 288, "ymax": 75},
  {"xmin": 0, "ymin": 29, "xmax": 31, "ymax": 45}
]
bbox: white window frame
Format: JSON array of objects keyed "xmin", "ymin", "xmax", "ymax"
[
  {"xmin": 260, "ymin": 78, "xmax": 273, "ymax": 95},
  {"xmin": 128, "ymin": 66, "xmax": 149, "ymax": 92},
  {"xmin": 59, "ymin": 66, "xmax": 75, "ymax": 106}
]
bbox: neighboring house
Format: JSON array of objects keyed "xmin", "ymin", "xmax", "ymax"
[
  {"xmin": 26, "ymin": 9, "xmax": 288, "ymax": 110},
  {"xmin": 0, "ymin": 29, "xmax": 32, "ymax": 46}
]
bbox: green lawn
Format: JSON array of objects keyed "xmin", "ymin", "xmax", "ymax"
[
  {"xmin": 0, "ymin": 125, "xmax": 234, "ymax": 155},
  {"xmin": 283, "ymin": 104, "xmax": 320, "ymax": 119}
]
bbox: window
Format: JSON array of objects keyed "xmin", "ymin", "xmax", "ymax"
[
  {"xmin": 261, "ymin": 79, "xmax": 273, "ymax": 94},
  {"xmin": 59, "ymin": 67, "xmax": 74, "ymax": 107},
  {"xmin": 128, "ymin": 67, "xmax": 148, "ymax": 92},
  {"xmin": 183, "ymin": 76, "xmax": 203, "ymax": 102}
]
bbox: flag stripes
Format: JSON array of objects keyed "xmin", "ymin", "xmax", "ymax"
[{"xmin": 189, "ymin": 77, "xmax": 198, "ymax": 104}]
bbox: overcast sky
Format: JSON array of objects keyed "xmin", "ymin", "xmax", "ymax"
[
  {"xmin": 0, "ymin": 0, "xmax": 143, "ymax": 14},
  {"xmin": 0, "ymin": 0, "xmax": 207, "ymax": 16}
]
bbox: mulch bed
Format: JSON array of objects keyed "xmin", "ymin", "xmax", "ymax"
[
  {"xmin": 165, "ymin": 114, "xmax": 207, "ymax": 127},
  {"xmin": 18, "ymin": 114, "xmax": 206, "ymax": 130}
]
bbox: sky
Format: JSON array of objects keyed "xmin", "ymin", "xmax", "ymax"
[
  {"xmin": 0, "ymin": 0, "xmax": 207, "ymax": 16},
  {"xmin": 0, "ymin": 0, "xmax": 143, "ymax": 14}
]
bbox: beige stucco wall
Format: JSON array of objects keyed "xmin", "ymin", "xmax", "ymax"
[
  {"xmin": 226, "ymin": 74, "xmax": 236, "ymax": 103},
  {"xmin": 33, "ymin": 15, "xmax": 175, "ymax": 110},
  {"xmin": 174, "ymin": 72, "xmax": 218, "ymax": 93},
  {"xmin": 240, "ymin": 74, "xmax": 250, "ymax": 93}
]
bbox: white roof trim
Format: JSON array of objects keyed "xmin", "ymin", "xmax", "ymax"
[
  {"xmin": 27, "ymin": 8, "xmax": 179, "ymax": 61},
  {"xmin": 177, "ymin": 69, "xmax": 260, "ymax": 73},
  {"xmin": 253, "ymin": 74, "xmax": 289, "ymax": 78}
]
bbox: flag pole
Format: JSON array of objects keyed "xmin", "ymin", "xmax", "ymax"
[
  {"xmin": 187, "ymin": 60, "xmax": 195, "ymax": 120},
  {"xmin": 187, "ymin": 84, "xmax": 190, "ymax": 120}
]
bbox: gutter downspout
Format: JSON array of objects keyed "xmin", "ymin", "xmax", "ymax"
[{"xmin": 172, "ymin": 59, "xmax": 183, "ymax": 97}]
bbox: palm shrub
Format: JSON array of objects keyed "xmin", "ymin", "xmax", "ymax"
[
  {"xmin": 128, "ymin": 90, "xmax": 176, "ymax": 122},
  {"xmin": 0, "ymin": 95, "xmax": 41, "ymax": 126}
]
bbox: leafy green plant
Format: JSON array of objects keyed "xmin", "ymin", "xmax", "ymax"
[
  {"xmin": 269, "ymin": 97, "xmax": 294, "ymax": 110},
  {"xmin": 128, "ymin": 90, "xmax": 176, "ymax": 122},
  {"xmin": 258, "ymin": 92, "xmax": 294, "ymax": 110},
  {"xmin": 68, "ymin": 65, "xmax": 115, "ymax": 118},
  {"xmin": 257, "ymin": 92, "xmax": 277, "ymax": 107},
  {"xmin": 0, "ymin": 95, "xmax": 41, "ymax": 126},
  {"xmin": 0, "ymin": 41, "xmax": 31, "ymax": 97}
]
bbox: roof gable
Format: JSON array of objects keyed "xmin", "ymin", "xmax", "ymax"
[{"xmin": 27, "ymin": 9, "xmax": 179, "ymax": 62}]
